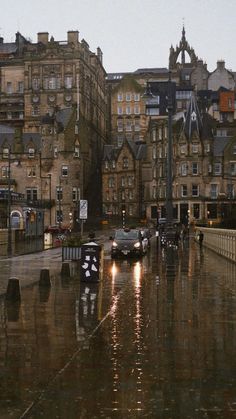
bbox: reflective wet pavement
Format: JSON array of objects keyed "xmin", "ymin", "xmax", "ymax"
[{"xmin": 1, "ymin": 238, "xmax": 236, "ymax": 418}]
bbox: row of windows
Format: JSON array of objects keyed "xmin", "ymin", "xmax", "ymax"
[
  {"xmin": 104, "ymin": 157, "xmax": 129, "ymax": 170},
  {"xmin": 152, "ymin": 184, "xmax": 234, "ymax": 199},
  {"xmin": 32, "ymin": 76, "xmax": 73, "ymax": 90},
  {"xmin": 107, "ymin": 176, "xmax": 134, "ymax": 187},
  {"xmin": 105, "ymin": 190, "xmax": 134, "ymax": 200},
  {"xmin": 117, "ymin": 120, "xmax": 140, "ymax": 132},
  {"xmin": 178, "ymin": 162, "xmax": 223, "ymax": 176},
  {"xmin": 117, "ymin": 93, "xmax": 140, "ymax": 102},
  {"xmin": 1, "ymin": 186, "xmax": 80, "ymax": 203},
  {"xmin": 103, "ymin": 204, "xmax": 134, "ymax": 216},
  {"xmin": 0, "ymin": 146, "xmax": 80, "ymax": 161},
  {"xmin": 117, "ymin": 106, "xmax": 140, "ymax": 115}
]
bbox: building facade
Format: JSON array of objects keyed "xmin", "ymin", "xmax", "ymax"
[{"xmin": 0, "ymin": 31, "xmax": 108, "ymax": 229}]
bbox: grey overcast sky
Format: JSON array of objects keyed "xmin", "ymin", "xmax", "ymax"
[{"xmin": 1, "ymin": 0, "xmax": 235, "ymax": 73}]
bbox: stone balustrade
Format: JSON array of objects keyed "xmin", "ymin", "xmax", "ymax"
[{"xmin": 195, "ymin": 227, "xmax": 236, "ymax": 263}]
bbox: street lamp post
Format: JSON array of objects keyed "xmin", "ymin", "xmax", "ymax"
[
  {"xmin": 7, "ymin": 149, "xmax": 12, "ymax": 256},
  {"xmin": 165, "ymin": 71, "xmax": 175, "ymax": 245}
]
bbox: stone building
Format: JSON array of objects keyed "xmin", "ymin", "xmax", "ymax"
[
  {"xmin": 0, "ymin": 30, "xmax": 108, "ymax": 229},
  {"xmin": 102, "ymin": 139, "xmax": 146, "ymax": 221}
]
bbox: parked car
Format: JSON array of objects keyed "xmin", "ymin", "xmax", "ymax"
[{"xmin": 111, "ymin": 228, "xmax": 144, "ymax": 258}]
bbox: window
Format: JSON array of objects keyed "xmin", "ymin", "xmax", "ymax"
[
  {"xmin": 121, "ymin": 176, "xmax": 125, "ymax": 187},
  {"xmin": 126, "ymin": 106, "xmax": 131, "ymax": 115},
  {"xmin": 56, "ymin": 210, "xmax": 63, "ymax": 223},
  {"xmin": 134, "ymin": 105, "xmax": 140, "ymax": 114},
  {"xmin": 180, "ymin": 162, "xmax": 188, "ymax": 176},
  {"xmin": 210, "ymin": 184, "xmax": 218, "ymax": 199},
  {"xmin": 128, "ymin": 205, "xmax": 133, "ymax": 216},
  {"xmin": 180, "ymin": 144, "xmax": 186, "ymax": 154},
  {"xmin": 117, "ymin": 120, "xmax": 123, "ymax": 132},
  {"xmin": 2, "ymin": 148, "xmax": 9, "ymax": 158},
  {"xmin": 1, "ymin": 166, "xmax": 9, "ymax": 178},
  {"xmin": 125, "ymin": 120, "xmax": 132, "ymax": 131},
  {"xmin": 126, "ymin": 92, "xmax": 131, "ymax": 101},
  {"xmin": 214, "ymin": 163, "xmax": 222, "ymax": 175},
  {"xmin": 233, "ymin": 145, "xmax": 236, "ymax": 155},
  {"xmin": 153, "ymin": 167, "xmax": 157, "ymax": 179},
  {"xmin": 74, "ymin": 145, "xmax": 80, "ymax": 157},
  {"xmin": 227, "ymin": 184, "xmax": 234, "ymax": 199},
  {"xmin": 6, "ymin": 82, "xmax": 12, "ymax": 94},
  {"xmin": 192, "ymin": 162, "xmax": 198, "ymax": 175},
  {"xmin": 65, "ymin": 76, "xmax": 73, "ymax": 89},
  {"xmin": 192, "ymin": 184, "xmax": 199, "ymax": 197},
  {"xmin": 27, "ymin": 166, "xmax": 36, "ymax": 177},
  {"xmin": 158, "ymin": 128, "xmax": 162, "ymax": 140},
  {"xmin": 121, "ymin": 190, "xmax": 125, "ymax": 200},
  {"xmin": 152, "ymin": 186, "xmax": 157, "ymax": 199},
  {"xmin": 26, "ymin": 188, "xmax": 37, "ymax": 201},
  {"xmin": 152, "ymin": 146, "xmax": 157, "ymax": 160},
  {"xmin": 146, "ymin": 108, "xmax": 160, "ymax": 116},
  {"xmin": 32, "ymin": 106, "xmax": 39, "ymax": 116},
  {"xmin": 230, "ymin": 163, "xmax": 236, "ymax": 176},
  {"xmin": 181, "ymin": 185, "xmax": 187, "ymax": 197},
  {"xmin": 117, "ymin": 93, "xmax": 123, "ymax": 102},
  {"xmin": 128, "ymin": 190, "xmax": 133, "ymax": 200},
  {"xmin": 72, "ymin": 187, "xmax": 80, "ymax": 201},
  {"xmin": 193, "ymin": 203, "xmax": 200, "ymax": 219},
  {"xmin": 123, "ymin": 157, "xmax": 129, "ymax": 168},
  {"xmin": 117, "ymin": 106, "xmax": 123, "ymax": 115},
  {"xmin": 32, "ymin": 78, "xmax": 40, "ymax": 90},
  {"xmin": 105, "ymin": 160, "xmax": 109, "ymax": 170},
  {"xmin": 192, "ymin": 144, "xmax": 199, "ymax": 153},
  {"xmin": 134, "ymin": 121, "xmax": 140, "ymax": 131},
  {"xmin": 7, "ymin": 112, "xmax": 12, "ymax": 120},
  {"xmin": 112, "ymin": 160, "xmax": 116, "ymax": 169},
  {"xmin": 61, "ymin": 165, "xmax": 68, "ymax": 177},
  {"xmin": 18, "ymin": 81, "xmax": 24, "ymax": 93},
  {"xmin": 134, "ymin": 93, "xmax": 140, "ymax": 102},
  {"xmin": 28, "ymin": 148, "xmax": 35, "ymax": 158},
  {"xmin": 128, "ymin": 176, "xmax": 133, "ymax": 186},
  {"xmin": 56, "ymin": 186, "xmax": 63, "ymax": 201},
  {"xmin": 205, "ymin": 143, "xmax": 210, "ymax": 153},
  {"xmin": 54, "ymin": 147, "xmax": 58, "ymax": 158},
  {"xmin": 108, "ymin": 177, "xmax": 115, "ymax": 188},
  {"xmin": 117, "ymin": 135, "xmax": 124, "ymax": 147},
  {"xmin": 152, "ymin": 130, "xmax": 157, "ymax": 142}
]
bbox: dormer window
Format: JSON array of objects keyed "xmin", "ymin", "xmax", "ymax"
[
  {"xmin": 123, "ymin": 157, "xmax": 129, "ymax": 169},
  {"xmin": 74, "ymin": 145, "xmax": 80, "ymax": 158},
  {"xmin": 112, "ymin": 160, "xmax": 116, "ymax": 169},
  {"xmin": 192, "ymin": 144, "xmax": 199, "ymax": 153},
  {"xmin": 2, "ymin": 148, "xmax": 10, "ymax": 159},
  {"xmin": 105, "ymin": 161, "xmax": 109, "ymax": 170},
  {"xmin": 28, "ymin": 148, "xmax": 35, "ymax": 158}
]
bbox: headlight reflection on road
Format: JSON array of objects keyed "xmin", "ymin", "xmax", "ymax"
[{"xmin": 133, "ymin": 261, "xmax": 141, "ymax": 288}]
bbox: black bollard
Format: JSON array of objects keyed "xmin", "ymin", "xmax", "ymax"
[
  {"xmin": 61, "ymin": 262, "xmax": 71, "ymax": 278},
  {"xmin": 39, "ymin": 268, "xmax": 51, "ymax": 287},
  {"xmin": 6, "ymin": 277, "xmax": 21, "ymax": 302}
]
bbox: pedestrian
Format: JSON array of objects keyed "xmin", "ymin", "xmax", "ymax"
[{"xmin": 198, "ymin": 230, "xmax": 204, "ymax": 248}]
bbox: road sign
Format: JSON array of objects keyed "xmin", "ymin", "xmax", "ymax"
[{"xmin": 79, "ymin": 200, "xmax": 88, "ymax": 219}]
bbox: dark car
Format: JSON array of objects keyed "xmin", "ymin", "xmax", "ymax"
[{"xmin": 111, "ymin": 228, "xmax": 144, "ymax": 258}]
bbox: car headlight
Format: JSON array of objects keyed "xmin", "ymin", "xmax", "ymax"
[
  {"xmin": 134, "ymin": 241, "xmax": 141, "ymax": 249},
  {"xmin": 112, "ymin": 241, "xmax": 118, "ymax": 248}
]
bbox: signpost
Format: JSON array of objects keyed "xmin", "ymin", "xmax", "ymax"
[{"xmin": 79, "ymin": 200, "xmax": 88, "ymax": 237}]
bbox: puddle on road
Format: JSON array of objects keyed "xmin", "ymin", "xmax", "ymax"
[{"xmin": 0, "ymin": 241, "xmax": 236, "ymax": 418}]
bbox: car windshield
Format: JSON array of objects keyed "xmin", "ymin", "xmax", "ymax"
[{"xmin": 115, "ymin": 230, "xmax": 139, "ymax": 240}]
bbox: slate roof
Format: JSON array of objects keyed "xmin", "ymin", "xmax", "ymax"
[
  {"xmin": 103, "ymin": 140, "xmax": 146, "ymax": 162},
  {"xmin": 0, "ymin": 43, "xmax": 17, "ymax": 55},
  {"xmin": 184, "ymin": 93, "xmax": 202, "ymax": 140},
  {"xmin": 0, "ymin": 125, "xmax": 41, "ymax": 151},
  {"xmin": 213, "ymin": 137, "xmax": 230, "ymax": 157}
]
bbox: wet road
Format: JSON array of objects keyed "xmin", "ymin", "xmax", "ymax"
[{"xmin": 1, "ymin": 238, "xmax": 236, "ymax": 418}]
